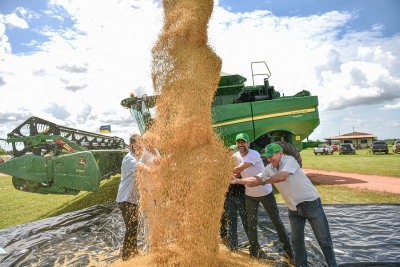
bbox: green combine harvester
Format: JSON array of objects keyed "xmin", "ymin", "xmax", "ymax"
[
  {"xmin": 121, "ymin": 61, "xmax": 320, "ymax": 153},
  {"xmin": 0, "ymin": 116, "xmax": 126, "ymax": 195}
]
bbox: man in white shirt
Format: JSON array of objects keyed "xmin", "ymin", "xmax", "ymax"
[
  {"xmin": 242, "ymin": 143, "xmax": 337, "ymax": 267},
  {"xmin": 116, "ymin": 134, "xmax": 141, "ymax": 261},
  {"xmin": 231, "ymin": 133, "xmax": 294, "ymax": 263}
]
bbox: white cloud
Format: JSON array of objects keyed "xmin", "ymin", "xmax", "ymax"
[
  {"xmin": 383, "ymin": 102, "xmax": 400, "ymax": 110},
  {"xmin": 0, "ymin": 21, "xmax": 11, "ymax": 56},
  {"xmin": 2, "ymin": 13, "xmax": 29, "ymax": 29},
  {"xmin": 1, "ymin": 0, "xmax": 400, "ymax": 151}
]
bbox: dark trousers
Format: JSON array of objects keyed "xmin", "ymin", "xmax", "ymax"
[
  {"xmin": 289, "ymin": 198, "xmax": 337, "ymax": 266},
  {"xmin": 245, "ymin": 192, "xmax": 293, "ymax": 257},
  {"xmin": 220, "ymin": 210, "xmax": 227, "ymax": 239},
  {"xmin": 225, "ymin": 195, "xmax": 249, "ymax": 250},
  {"xmin": 118, "ymin": 201, "xmax": 139, "ymax": 260}
]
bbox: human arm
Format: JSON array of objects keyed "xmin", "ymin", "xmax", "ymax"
[
  {"xmin": 136, "ymin": 161, "xmax": 156, "ymax": 174},
  {"xmin": 230, "ymin": 175, "xmax": 250, "ymax": 185},
  {"xmin": 233, "ymin": 161, "xmax": 253, "ymax": 176},
  {"xmin": 138, "ymin": 148, "xmax": 161, "ymax": 172},
  {"xmin": 244, "ymin": 171, "xmax": 291, "ymax": 187},
  {"xmin": 230, "ymin": 175, "xmax": 260, "ymax": 185},
  {"xmin": 136, "ymin": 162, "xmax": 149, "ymax": 174}
]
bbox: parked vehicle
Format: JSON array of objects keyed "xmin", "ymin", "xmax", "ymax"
[
  {"xmin": 314, "ymin": 144, "xmax": 334, "ymax": 155},
  {"xmin": 393, "ymin": 140, "xmax": 400, "ymax": 154},
  {"xmin": 330, "ymin": 144, "xmax": 339, "ymax": 151},
  {"xmin": 371, "ymin": 140, "xmax": 388, "ymax": 154},
  {"xmin": 339, "ymin": 143, "xmax": 356, "ymax": 155}
]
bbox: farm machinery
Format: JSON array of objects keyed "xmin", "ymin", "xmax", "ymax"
[
  {"xmin": 121, "ymin": 61, "xmax": 320, "ymax": 153},
  {"xmin": 0, "ymin": 62, "xmax": 319, "ymax": 195},
  {"xmin": 0, "ymin": 116, "xmax": 127, "ymax": 195}
]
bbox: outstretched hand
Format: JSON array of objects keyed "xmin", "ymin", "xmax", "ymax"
[
  {"xmin": 230, "ymin": 176, "xmax": 262, "ymax": 187},
  {"xmin": 242, "ymin": 177, "xmax": 262, "ymax": 187},
  {"xmin": 230, "ymin": 175, "xmax": 238, "ymax": 184}
]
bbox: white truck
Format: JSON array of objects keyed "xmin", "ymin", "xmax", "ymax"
[{"xmin": 314, "ymin": 144, "xmax": 334, "ymax": 155}]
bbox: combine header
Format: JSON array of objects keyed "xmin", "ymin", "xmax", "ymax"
[{"xmin": 0, "ymin": 116, "xmax": 127, "ymax": 195}]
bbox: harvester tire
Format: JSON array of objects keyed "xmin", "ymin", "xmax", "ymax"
[{"xmin": 276, "ymin": 141, "xmax": 303, "ymax": 167}]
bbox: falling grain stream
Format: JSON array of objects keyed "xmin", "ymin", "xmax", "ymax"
[{"xmin": 113, "ymin": 0, "xmax": 239, "ymax": 266}]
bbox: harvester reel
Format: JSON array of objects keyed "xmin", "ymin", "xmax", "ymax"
[{"xmin": 0, "ymin": 116, "xmax": 127, "ymax": 194}]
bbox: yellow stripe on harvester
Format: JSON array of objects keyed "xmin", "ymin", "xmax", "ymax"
[{"xmin": 212, "ymin": 108, "xmax": 316, "ymax": 128}]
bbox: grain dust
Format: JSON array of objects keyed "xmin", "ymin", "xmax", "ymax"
[{"xmin": 111, "ymin": 0, "xmax": 271, "ymax": 266}]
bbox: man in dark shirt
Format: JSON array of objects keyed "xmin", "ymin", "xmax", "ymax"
[{"xmin": 222, "ymin": 145, "xmax": 249, "ymax": 251}]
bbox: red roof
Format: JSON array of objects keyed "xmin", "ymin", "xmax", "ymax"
[{"xmin": 325, "ymin": 132, "xmax": 376, "ymax": 140}]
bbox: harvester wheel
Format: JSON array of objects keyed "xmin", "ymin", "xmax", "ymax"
[{"xmin": 276, "ymin": 141, "xmax": 303, "ymax": 167}]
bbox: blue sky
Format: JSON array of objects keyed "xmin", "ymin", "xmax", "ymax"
[
  {"xmin": 1, "ymin": 0, "xmax": 76, "ymax": 55},
  {"xmin": 220, "ymin": 0, "xmax": 400, "ymax": 36},
  {"xmin": 1, "ymin": 0, "xmax": 399, "ymax": 150}
]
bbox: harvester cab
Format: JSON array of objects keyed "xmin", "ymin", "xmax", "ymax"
[
  {"xmin": 0, "ymin": 116, "xmax": 127, "ymax": 195},
  {"xmin": 121, "ymin": 61, "xmax": 320, "ymax": 153}
]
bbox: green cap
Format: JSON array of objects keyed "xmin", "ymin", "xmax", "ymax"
[
  {"xmin": 228, "ymin": 145, "xmax": 238, "ymax": 152},
  {"xmin": 262, "ymin": 143, "xmax": 283, "ymax": 157},
  {"xmin": 235, "ymin": 133, "xmax": 250, "ymax": 142}
]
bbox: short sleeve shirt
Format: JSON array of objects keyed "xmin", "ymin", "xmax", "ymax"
[
  {"xmin": 260, "ymin": 155, "xmax": 320, "ymax": 210},
  {"xmin": 227, "ymin": 152, "xmax": 245, "ymax": 197},
  {"xmin": 238, "ymin": 149, "xmax": 272, "ymax": 197}
]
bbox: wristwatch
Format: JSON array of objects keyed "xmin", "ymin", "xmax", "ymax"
[{"xmin": 261, "ymin": 177, "xmax": 267, "ymax": 186}]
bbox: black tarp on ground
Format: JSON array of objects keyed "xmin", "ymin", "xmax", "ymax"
[{"xmin": 0, "ymin": 203, "xmax": 399, "ymax": 267}]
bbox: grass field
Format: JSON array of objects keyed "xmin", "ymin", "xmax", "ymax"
[
  {"xmin": 0, "ymin": 174, "xmax": 121, "ymax": 229},
  {"xmin": 1, "ymin": 149, "xmax": 399, "ymax": 229},
  {"xmin": 300, "ymin": 148, "xmax": 400, "ymax": 177}
]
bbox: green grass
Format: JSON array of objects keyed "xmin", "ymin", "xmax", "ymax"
[
  {"xmin": 1, "ymin": 150, "xmax": 400, "ymax": 229},
  {"xmin": 300, "ymin": 148, "xmax": 400, "ymax": 177},
  {"xmin": 274, "ymin": 185, "xmax": 400, "ymax": 204},
  {"xmin": 0, "ymin": 175, "xmax": 121, "ymax": 229}
]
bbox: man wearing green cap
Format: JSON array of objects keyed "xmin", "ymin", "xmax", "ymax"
[
  {"xmin": 231, "ymin": 133, "xmax": 294, "ymax": 262},
  {"xmin": 242, "ymin": 143, "xmax": 337, "ymax": 267}
]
